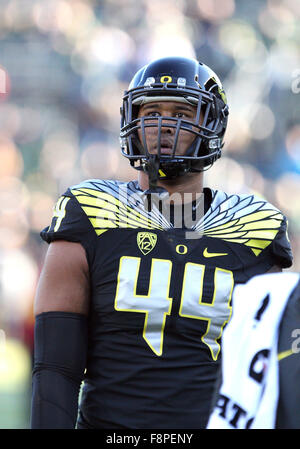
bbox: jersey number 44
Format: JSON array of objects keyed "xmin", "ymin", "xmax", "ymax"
[{"xmin": 114, "ymin": 256, "xmax": 234, "ymax": 360}]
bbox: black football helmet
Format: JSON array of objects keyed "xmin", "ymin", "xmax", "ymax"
[{"xmin": 120, "ymin": 56, "xmax": 229, "ymax": 188}]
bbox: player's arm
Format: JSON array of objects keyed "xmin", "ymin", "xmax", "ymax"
[
  {"xmin": 34, "ymin": 240, "xmax": 90, "ymax": 315},
  {"xmin": 31, "ymin": 240, "xmax": 90, "ymax": 429}
]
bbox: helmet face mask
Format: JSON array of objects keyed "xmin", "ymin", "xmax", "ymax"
[{"xmin": 120, "ymin": 56, "xmax": 229, "ymax": 181}]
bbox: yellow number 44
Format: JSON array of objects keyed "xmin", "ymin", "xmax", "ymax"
[{"xmin": 114, "ymin": 256, "xmax": 233, "ymax": 359}]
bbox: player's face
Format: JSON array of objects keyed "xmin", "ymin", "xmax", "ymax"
[{"xmin": 137, "ymin": 101, "xmax": 202, "ymax": 157}]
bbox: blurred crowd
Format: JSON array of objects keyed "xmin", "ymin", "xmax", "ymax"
[{"xmin": 0, "ymin": 0, "xmax": 299, "ymax": 428}]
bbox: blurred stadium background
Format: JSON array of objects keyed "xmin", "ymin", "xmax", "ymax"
[{"xmin": 0, "ymin": 0, "xmax": 299, "ymax": 428}]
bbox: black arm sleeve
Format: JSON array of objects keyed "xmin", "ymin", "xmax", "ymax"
[{"xmin": 31, "ymin": 312, "xmax": 88, "ymax": 429}]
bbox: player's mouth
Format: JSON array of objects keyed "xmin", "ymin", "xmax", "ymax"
[{"xmin": 152, "ymin": 140, "xmax": 174, "ymax": 155}]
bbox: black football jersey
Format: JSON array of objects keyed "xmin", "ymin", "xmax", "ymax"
[{"xmin": 41, "ymin": 179, "xmax": 293, "ymax": 429}]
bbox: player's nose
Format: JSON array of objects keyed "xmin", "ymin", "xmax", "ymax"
[{"xmin": 160, "ymin": 118, "xmax": 176, "ymax": 135}]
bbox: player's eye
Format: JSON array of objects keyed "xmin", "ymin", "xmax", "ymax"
[
  {"xmin": 175, "ymin": 112, "xmax": 186, "ymax": 118},
  {"xmin": 145, "ymin": 111, "xmax": 161, "ymax": 117},
  {"xmin": 175, "ymin": 111, "xmax": 194, "ymax": 119}
]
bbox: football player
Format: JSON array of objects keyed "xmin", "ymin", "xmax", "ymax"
[
  {"xmin": 207, "ymin": 272, "xmax": 300, "ymax": 429},
  {"xmin": 31, "ymin": 56, "xmax": 293, "ymax": 429}
]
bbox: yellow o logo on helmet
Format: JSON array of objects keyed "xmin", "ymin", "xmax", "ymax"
[{"xmin": 160, "ymin": 75, "xmax": 172, "ymax": 84}]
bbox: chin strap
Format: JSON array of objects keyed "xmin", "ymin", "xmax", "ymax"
[
  {"xmin": 142, "ymin": 155, "xmax": 169, "ymax": 211},
  {"xmin": 143, "ymin": 154, "xmax": 169, "ymax": 197},
  {"xmin": 144, "ymin": 154, "xmax": 160, "ymax": 190}
]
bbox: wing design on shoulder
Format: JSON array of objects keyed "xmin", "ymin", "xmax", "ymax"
[
  {"xmin": 195, "ymin": 191, "xmax": 284, "ymax": 256},
  {"xmin": 70, "ymin": 179, "xmax": 171, "ymax": 235}
]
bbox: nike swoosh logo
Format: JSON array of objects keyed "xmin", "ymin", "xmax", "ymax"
[{"xmin": 203, "ymin": 248, "xmax": 228, "ymax": 258}]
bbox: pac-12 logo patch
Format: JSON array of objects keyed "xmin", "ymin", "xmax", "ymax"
[{"xmin": 137, "ymin": 232, "xmax": 157, "ymax": 255}]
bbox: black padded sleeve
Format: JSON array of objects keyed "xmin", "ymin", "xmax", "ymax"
[{"xmin": 31, "ymin": 312, "xmax": 88, "ymax": 429}]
